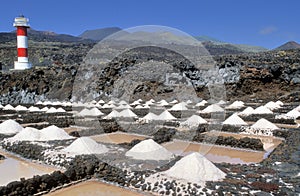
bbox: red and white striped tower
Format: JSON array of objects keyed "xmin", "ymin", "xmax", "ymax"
[{"xmin": 13, "ymin": 15, "xmax": 32, "ymax": 70}]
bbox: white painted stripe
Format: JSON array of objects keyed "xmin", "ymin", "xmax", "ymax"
[
  {"xmin": 17, "ymin": 36, "xmax": 28, "ymax": 48},
  {"xmin": 18, "ymin": 57, "xmax": 29, "ymax": 63},
  {"xmin": 14, "ymin": 62, "xmax": 32, "ymax": 70}
]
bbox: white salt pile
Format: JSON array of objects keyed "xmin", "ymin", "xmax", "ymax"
[
  {"xmin": 251, "ymin": 118, "xmax": 279, "ymax": 130},
  {"xmin": 223, "ymin": 113, "xmax": 248, "ymax": 126},
  {"xmin": 78, "ymin": 108, "xmax": 104, "ymax": 116},
  {"xmin": 239, "ymin": 107, "xmax": 255, "ymax": 116},
  {"xmin": 265, "ymin": 101, "xmax": 281, "ymax": 110},
  {"xmin": 169, "ymin": 102, "xmax": 188, "ymax": 111},
  {"xmin": 169, "ymin": 100, "xmax": 178, "ymax": 104},
  {"xmin": 14, "ymin": 105, "xmax": 27, "ymax": 111},
  {"xmin": 119, "ymin": 109, "xmax": 137, "ymax": 118},
  {"xmin": 46, "ymin": 107, "xmax": 58, "ymax": 113},
  {"xmin": 28, "ymin": 106, "xmax": 41, "ymax": 112},
  {"xmin": 56, "ymin": 107, "xmax": 66, "ymax": 113},
  {"xmin": 0, "ymin": 120, "xmax": 24, "ymax": 135},
  {"xmin": 253, "ymin": 106, "xmax": 273, "ymax": 114},
  {"xmin": 62, "ymin": 137, "xmax": 108, "ymax": 155},
  {"xmin": 118, "ymin": 100, "xmax": 128, "ymax": 105},
  {"xmin": 141, "ymin": 112, "xmax": 159, "ymax": 121},
  {"xmin": 226, "ymin": 101, "xmax": 244, "ymax": 109},
  {"xmin": 51, "ymin": 101, "xmax": 62, "ymax": 106},
  {"xmin": 158, "ymin": 110, "xmax": 177, "ymax": 121},
  {"xmin": 42, "ymin": 101, "xmax": 53, "ymax": 105},
  {"xmin": 145, "ymin": 100, "xmax": 155, "ymax": 106},
  {"xmin": 130, "ymin": 100, "xmax": 142, "ymax": 106},
  {"xmin": 41, "ymin": 107, "xmax": 49, "ymax": 112},
  {"xmin": 217, "ymin": 100, "xmax": 227, "ymax": 105},
  {"xmin": 201, "ymin": 104, "xmax": 224, "ymax": 113},
  {"xmin": 9, "ymin": 127, "xmax": 41, "ymax": 141},
  {"xmin": 36, "ymin": 101, "xmax": 43, "ymax": 105},
  {"xmin": 195, "ymin": 100, "xmax": 208, "ymax": 107},
  {"xmin": 285, "ymin": 109, "xmax": 300, "ymax": 119},
  {"xmin": 78, "ymin": 108, "xmax": 90, "ymax": 116},
  {"xmin": 162, "ymin": 152, "xmax": 226, "ymax": 183},
  {"xmin": 89, "ymin": 108, "xmax": 104, "ymax": 116},
  {"xmin": 3, "ymin": 104, "xmax": 14, "ymax": 110},
  {"xmin": 39, "ymin": 125, "xmax": 74, "ymax": 141},
  {"xmin": 103, "ymin": 110, "xmax": 120, "ymax": 119},
  {"xmin": 157, "ymin": 100, "xmax": 169, "ymax": 106},
  {"xmin": 73, "ymin": 102, "xmax": 85, "ymax": 107},
  {"xmin": 180, "ymin": 115, "xmax": 207, "ymax": 127},
  {"xmin": 125, "ymin": 139, "xmax": 174, "ymax": 160}
]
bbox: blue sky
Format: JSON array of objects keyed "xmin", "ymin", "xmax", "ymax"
[{"xmin": 0, "ymin": 0, "xmax": 299, "ymax": 49}]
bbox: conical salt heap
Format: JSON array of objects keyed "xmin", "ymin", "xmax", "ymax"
[
  {"xmin": 10, "ymin": 127, "xmax": 41, "ymax": 141},
  {"xmin": 158, "ymin": 110, "xmax": 177, "ymax": 121},
  {"xmin": 226, "ymin": 101, "xmax": 244, "ymax": 109},
  {"xmin": 14, "ymin": 105, "xmax": 27, "ymax": 111},
  {"xmin": 163, "ymin": 152, "xmax": 226, "ymax": 183},
  {"xmin": 103, "ymin": 110, "xmax": 120, "ymax": 119},
  {"xmin": 39, "ymin": 125, "xmax": 74, "ymax": 141},
  {"xmin": 285, "ymin": 109, "xmax": 300, "ymax": 119},
  {"xmin": 142, "ymin": 112, "xmax": 159, "ymax": 121},
  {"xmin": 0, "ymin": 119, "xmax": 24, "ymax": 135},
  {"xmin": 62, "ymin": 137, "xmax": 108, "ymax": 155},
  {"xmin": 253, "ymin": 106, "xmax": 273, "ymax": 114},
  {"xmin": 251, "ymin": 118, "xmax": 279, "ymax": 130},
  {"xmin": 223, "ymin": 113, "xmax": 248, "ymax": 126},
  {"xmin": 169, "ymin": 102, "xmax": 188, "ymax": 111},
  {"xmin": 119, "ymin": 109, "xmax": 137, "ymax": 118},
  {"xmin": 180, "ymin": 115, "xmax": 207, "ymax": 127},
  {"xmin": 125, "ymin": 139, "xmax": 174, "ymax": 160},
  {"xmin": 3, "ymin": 104, "xmax": 14, "ymax": 110},
  {"xmin": 239, "ymin": 107, "xmax": 255, "ymax": 116},
  {"xmin": 201, "ymin": 104, "xmax": 224, "ymax": 113}
]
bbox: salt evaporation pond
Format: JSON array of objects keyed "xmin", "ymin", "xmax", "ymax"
[
  {"xmin": 46, "ymin": 181, "xmax": 143, "ymax": 196},
  {"xmin": 163, "ymin": 140, "xmax": 265, "ymax": 164},
  {"xmin": 205, "ymin": 130, "xmax": 284, "ymax": 151},
  {"xmin": 0, "ymin": 150, "xmax": 56, "ymax": 186},
  {"xmin": 90, "ymin": 132, "xmax": 148, "ymax": 144}
]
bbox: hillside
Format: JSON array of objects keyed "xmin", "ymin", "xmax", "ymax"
[
  {"xmin": 0, "ymin": 29, "xmax": 93, "ymax": 43},
  {"xmin": 275, "ymin": 41, "xmax": 300, "ymax": 50},
  {"xmin": 79, "ymin": 27, "xmax": 125, "ymax": 40}
]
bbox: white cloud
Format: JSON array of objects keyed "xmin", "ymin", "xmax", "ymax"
[{"xmin": 259, "ymin": 26, "xmax": 277, "ymax": 35}]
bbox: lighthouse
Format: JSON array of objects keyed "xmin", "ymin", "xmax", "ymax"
[{"xmin": 13, "ymin": 15, "xmax": 32, "ymax": 70}]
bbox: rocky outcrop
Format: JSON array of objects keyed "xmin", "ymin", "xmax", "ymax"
[
  {"xmin": 152, "ymin": 127, "xmax": 176, "ymax": 144},
  {"xmin": 0, "ymin": 44, "xmax": 299, "ymax": 104}
]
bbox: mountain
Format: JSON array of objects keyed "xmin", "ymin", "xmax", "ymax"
[
  {"xmin": 194, "ymin": 35, "xmax": 224, "ymax": 43},
  {"xmin": 194, "ymin": 35, "xmax": 267, "ymax": 53},
  {"xmin": 79, "ymin": 27, "xmax": 126, "ymax": 41},
  {"xmin": 233, "ymin": 44, "xmax": 268, "ymax": 53},
  {"xmin": 274, "ymin": 41, "xmax": 300, "ymax": 50}
]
